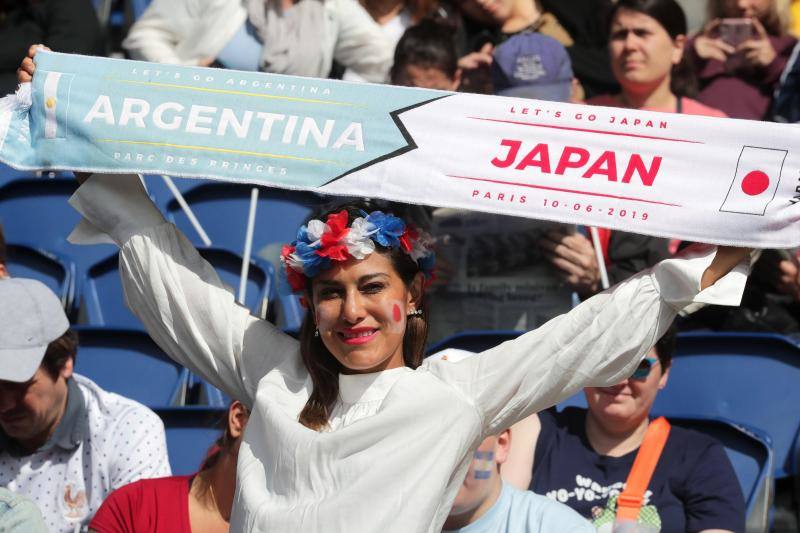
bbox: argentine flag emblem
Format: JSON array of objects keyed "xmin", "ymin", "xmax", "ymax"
[{"xmin": 42, "ymin": 71, "xmax": 74, "ymax": 139}]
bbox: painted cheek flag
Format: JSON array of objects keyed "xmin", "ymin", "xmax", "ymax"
[{"xmin": 1, "ymin": 51, "xmax": 799, "ymax": 248}]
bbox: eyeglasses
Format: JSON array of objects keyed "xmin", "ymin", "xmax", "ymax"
[{"xmin": 630, "ymin": 357, "xmax": 659, "ymax": 381}]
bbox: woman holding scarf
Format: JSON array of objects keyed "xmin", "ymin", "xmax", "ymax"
[{"xmin": 19, "ymin": 46, "xmax": 752, "ymax": 533}]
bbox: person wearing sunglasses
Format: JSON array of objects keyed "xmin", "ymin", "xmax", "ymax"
[{"xmin": 503, "ymin": 325, "xmax": 745, "ymax": 532}]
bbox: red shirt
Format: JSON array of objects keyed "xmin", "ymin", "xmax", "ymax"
[{"xmin": 89, "ymin": 475, "xmax": 192, "ymax": 533}]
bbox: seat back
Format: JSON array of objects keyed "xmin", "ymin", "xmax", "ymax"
[
  {"xmin": 5, "ymin": 244, "xmax": 75, "ymax": 309},
  {"xmin": 653, "ymin": 332, "xmax": 800, "ymax": 479},
  {"xmin": 141, "ymin": 175, "xmax": 204, "ymax": 212},
  {"xmin": 660, "ymin": 415, "xmax": 774, "ymax": 533},
  {"xmin": 73, "ymin": 327, "xmax": 186, "ymax": 407},
  {"xmin": 130, "ymin": 0, "xmax": 153, "ymax": 19},
  {"xmin": 165, "ymin": 183, "xmax": 321, "ymax": 255},
  {"xmin": 156, "ymin": 407, "xmax": 227, "ymax": 476},
  {"xmin": 0, "ymin": 178, "xmax": 116, "ymax": 307},
  {"xmin": 84, "ymin": 248, "xmax": 275, "ymax": 328},
  {"xmin": 0, "ymin": 165, "xmax": 32, "ymax": 188}
]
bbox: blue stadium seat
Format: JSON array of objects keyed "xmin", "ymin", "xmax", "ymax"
[
  {"xmin": 156, "ymin": 407, "xmax": 227, "ymax": 475},
  {"xmin": 0, "ymin": 164, "xmax": 31, "ymax": 188},
  {"xmin": 130, "ymin": 0, "xmax": 152, "ymax": 19},
  {"xmin": 653, "ymin": 332, "xmax": 800, "ymax": 479},
  {"xmin": 141, "ymin": 175, "xmax": 205, "ymax": 213},
  {"xmin": 165, "ymin": 182, "xmax": 321, "ymax": 332},
  {"xmin": 0, "ymin": 177, "xmax": 117, "ymax": 305},
  {"xmin": 188, "ymin": 374, "xmax": 231, "ymax": 408},
  {"xmin": 84, "ymin": 247, "xmax": 277, "ymax": 329},
  {"xmin": 5, "ymin": 244, "xmax": 76, "ymax": 311},
  {"xmin": 656, "ymin": 415, "xmax": 774, "ymax": 533},
  {"xmin": 73, "ymin": 326, "xmax": 187, "ymax": 407},
  {"xmin": 165, "ymin": 182, "xmax": 322, "ymax": 256}
]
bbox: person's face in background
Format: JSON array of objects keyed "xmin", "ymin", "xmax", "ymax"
[
  {"xmin": 609, "ymin": 8, "xmax": 685, "ymax": 96},
  {"xmin": 0, "ymin": 359, "xmax": 72, "ymax": 451},
  {"xmin": 392, "ymin": 64, "xmax": 462, "ymax": 91},
  {"xmin": 457, "ymin": 0, "xmax": 515, "ymax": 27},
  {"xmin": 727, "ymin": 0, "xmax": 772, "ymax": 19},
  {"xmin": 448, "ymin": 431, "xmax": 510, "ymax": 521},
  {"xmin": 584, "ymin": 347, "xmax": 669, "ymax": 432}
]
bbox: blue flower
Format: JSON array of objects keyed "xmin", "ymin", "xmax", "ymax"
[
  {"xmin": 296, "ymin": 224, "xmax": 310, "ymax": 243},
  {"xmin": 418, "ymin": 253, "xmax": 436, "ymax": 279},
  {"xmin": 294, "ymin": 241, "xmax": 330, "ymax": 277},
  {"xmin": 366, "ymin": 211, "xmax": 405, "ymax": 249}
]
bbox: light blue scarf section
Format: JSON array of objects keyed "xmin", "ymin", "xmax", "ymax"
[{"xmin": 0, "ymin": 51, "xmax": 440, "ymax": 189}]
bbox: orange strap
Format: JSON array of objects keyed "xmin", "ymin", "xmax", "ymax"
[{"xmin": 615, "ymin": 417, "xmax": 671, "ymax": 522}]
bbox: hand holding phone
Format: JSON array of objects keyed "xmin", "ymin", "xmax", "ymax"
[
  {"xmin": 694, "ymin": 19, "xmax": 736, "ymax": 62},
  {"xmin": 718, "ymin": 18, "xmax": 753, "ymax": 47}
]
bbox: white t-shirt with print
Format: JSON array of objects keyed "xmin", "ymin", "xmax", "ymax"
[{"xmin": 0, "ymin": 374, "xmax": 171, "ymax": 533}]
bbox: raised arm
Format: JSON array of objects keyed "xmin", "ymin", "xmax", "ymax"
[
  {"xmin": 427, "ymin": 245, "xmax": 751, "ymax": 437},
  {"xmin": 68, "ymin": 174, "xmax": 303, "ymax": 407}
]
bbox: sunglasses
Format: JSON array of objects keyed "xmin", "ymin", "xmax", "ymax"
[{"xmin": 630, "ymin": 357, "xmax": 660, "ymax": 381}]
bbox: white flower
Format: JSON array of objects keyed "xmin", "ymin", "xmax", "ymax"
[
  {"xmin": 410, "ymin": 230, "xmax": 434, "ymax": 261},
  {"xmin": 306, "ymin": 219, "xmax": 326, "ymax": 242},
  {"xmin": 345, "ymin": 217, "xmax": 376, "ymax": 259}
]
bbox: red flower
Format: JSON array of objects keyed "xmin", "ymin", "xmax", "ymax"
[
  {"xmin": 286, "ymin": 267, "xmax": 306, "ymax": 292},
  {"xmin": 281, "ymin": 244, "xmax": 296, "ymax": 261},
  {"xmin": 399, "ymin": 224, "xmax": 419, "ymax": 254},
  {"xmin": 318, "ymin": 210, "xmax": 351, "ymax": 261}
]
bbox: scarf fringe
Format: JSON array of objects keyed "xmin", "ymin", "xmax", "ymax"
[{"xmin": 0, "ymin": 83, "xmax": 32, "ymax": 153}]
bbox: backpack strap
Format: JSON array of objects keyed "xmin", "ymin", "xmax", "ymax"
[{"xmin": 615, "ymin": 417, "xmax": 671, "ymax": 522}]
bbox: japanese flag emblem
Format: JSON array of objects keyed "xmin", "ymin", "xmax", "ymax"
[{"xmin": 719, "ymin": 146, "xmax": 786, "ymax": 216}]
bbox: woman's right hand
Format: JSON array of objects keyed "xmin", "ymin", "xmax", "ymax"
[
  {"xmin": 694, "ymin": 19, "xmax": 735, "ymax": 62},
  {"xmin": 18, "ymin": 45, "xmax": 90, "ymax": 184},
  {"xmin": 17, "ymin": 44, "xmax": 48, "ymax": 84}
]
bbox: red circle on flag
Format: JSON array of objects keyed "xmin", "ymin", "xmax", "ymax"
[{"xmin": 741, "ymin": 170, "xmax": 770, "ymax": 196}]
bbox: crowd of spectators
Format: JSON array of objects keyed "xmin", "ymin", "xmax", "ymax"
[{"xmin": 1, "ymin": 0, "xmax": 800, "ymax": 531}]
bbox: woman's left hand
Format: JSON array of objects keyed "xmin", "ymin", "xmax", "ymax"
[
  {"xmin": 737, "ymin": 18, "xmax": 776, "ymax": 68},
  {"xmin": 701, "ymin": 246, "xmax": 752, "ymax": 290}
]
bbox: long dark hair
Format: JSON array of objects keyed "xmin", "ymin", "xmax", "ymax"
[
  {"xmin": 391, "ymin": 19, "xmax": 460, "ymax": 83},
  {"xmin": 608, "ymin": 0, "xmax": 698, "ymax": 97},
  {"xmin": 296, "ymin": 203, "xmax": 429, "ymax": 431}
]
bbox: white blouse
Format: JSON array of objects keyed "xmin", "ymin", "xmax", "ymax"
[{"xmin": 68, "ymin": 174, "xmax": 749, "ymax": 533}]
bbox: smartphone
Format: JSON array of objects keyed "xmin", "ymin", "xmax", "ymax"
[{"xmin": 718, "ymin": 18, "xmax": 753, "ymax": 47}]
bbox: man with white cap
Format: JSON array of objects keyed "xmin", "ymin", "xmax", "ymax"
[{"xmin": 0, "ymin": 278, "xmax": 171, "ymax": 533}]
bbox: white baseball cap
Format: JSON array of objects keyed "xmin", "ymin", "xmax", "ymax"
[{"xmin": 0, "ymin": 278, "xmax": 69, "ymax": 382}]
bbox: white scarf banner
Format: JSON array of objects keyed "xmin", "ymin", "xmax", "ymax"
[{"xmin": 1, "ymin": 51, "xmax": 798, "ymax": 247}]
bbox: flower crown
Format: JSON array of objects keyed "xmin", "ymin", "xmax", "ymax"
[{"xmin": 280, "ymin": 210, "xmax": 436, "ymax": 292}]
